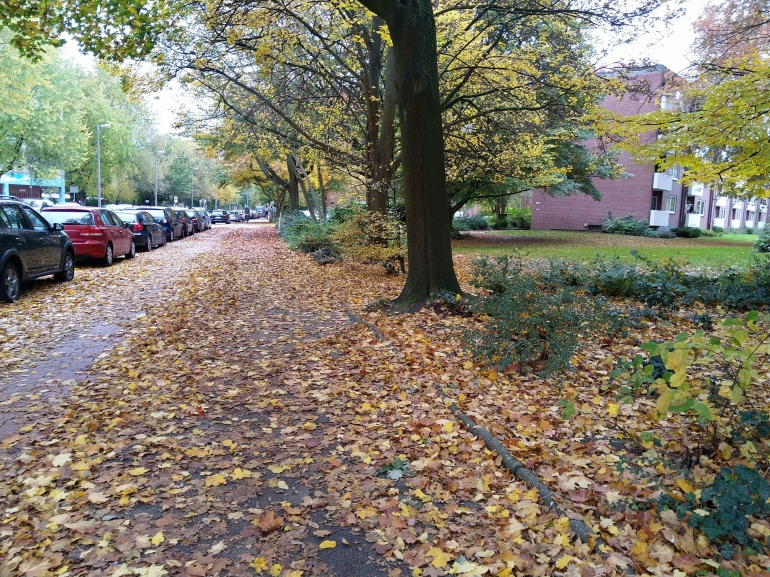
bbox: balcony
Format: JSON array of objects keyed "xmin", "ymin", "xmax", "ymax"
[
  {"xmin": 686, "ymin": 214, "xmax": 702, "ymax": 228},
  {"xmin": 649, "ymin": 210, "xmax": 670, "ymax": 227},
  {"xmin": 653, "ymin": 172, "xmax": 673, "ymax": 192}
]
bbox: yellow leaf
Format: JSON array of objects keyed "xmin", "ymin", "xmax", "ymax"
[
  {"xmin": 231, "ymin": 468, "xmax": 252, "ymax": 480},
  {"xmin": 442, "ymin": 421, "xmax": 454, "ymax": 433},
  {"xmin": 270, "ymin": 564, "xmax": 282, "ymax": 577},
  {"xmin": 608, "ymin": 403, "xmax": 620, "ymax": 417},
  {"xmin": 205, "ymin": 474, "xmax": 227, "ymax": 487},
  {"xmin": 427, "ymin": 547, "xmax": 451, "ymax": 568},
  {"xmin": 463, "ymin": 361, "xmax": 474, "ymax": 370},
  {"xmin": 630, "ymin": 539, "xmax": 648, "ymax": 557},
  {"xmin": 498, "ymin": 569, "xmax": 512, "ymax": 577},
  {"xmin": 250, "ymin": 557, "xmax": 268, "ymax": 573},
  {"xmin": 129, "ymin": 467, "xmax": 148, "ymax": 476},
  {"xmin": 150, "ymin": 531, "xmax": 164, "ymax": 546},
  {"xmin": 276, "ymin": 480, "xmax": 289, "ymax": 490},
  {"xmin": 555, "ymin": 555, "xmax": 572, "ymax": 569},
  {"xmin": 319, "ymin": 540, "xmax": 336, "ymax": 549},
  {"xmin": 290, "ymin": 571, "xmax": 303, "ymax": 577},
  {"xmin": 677, "ymin": 479, "xmax": 694, "ymax": 493}
]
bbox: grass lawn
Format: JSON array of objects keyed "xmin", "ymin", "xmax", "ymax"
[{"xmin": 452, "ymin": 230, "xmax": 760, "ymax": 267}]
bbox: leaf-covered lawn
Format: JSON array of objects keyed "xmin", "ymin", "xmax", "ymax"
[
  {"xmin": 452, "ymin": 230, "xmax": 758, "ymax": 267},
  {"xmin": 0, "ymin": 226, "xmax": 767, "ymax": 576}
]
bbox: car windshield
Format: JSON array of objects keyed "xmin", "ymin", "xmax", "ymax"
[{"xmin": 42, "ymin": 210, "xmax": 94, "ymax": 225}]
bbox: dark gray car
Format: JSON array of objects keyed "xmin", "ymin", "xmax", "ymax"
[{"xmin": 0, "ymin": 198, "xmax": 76, "ymax": 303}]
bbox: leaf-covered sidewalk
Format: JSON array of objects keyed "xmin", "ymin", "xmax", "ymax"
[{"xmin": 1, "ymin": 226, "xmax": 768, "ymax": 577}]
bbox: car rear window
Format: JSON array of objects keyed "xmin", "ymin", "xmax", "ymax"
[
  {"xmin": 115, "ymin": 212, "xmax": 139, "ymax": 222},
  {"xmin": 146, "ymin": 209, "xmax": 166, "ymax": 219},
  {"xmin": 41, "ymin": 211, "xmax": 94, "ymax": 225}
]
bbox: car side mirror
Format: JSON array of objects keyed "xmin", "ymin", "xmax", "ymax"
[{"xmin": 51, "ymin": 222, "xmax": 64, "ymax": 231}]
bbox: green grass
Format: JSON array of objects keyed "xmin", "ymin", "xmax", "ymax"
[{"xmin": 452, "ymin": 230, "xmax": 758, "ymax": 267}]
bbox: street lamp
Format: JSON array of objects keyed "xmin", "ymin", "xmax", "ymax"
[
  {"xmin": 191, "ymin": 166, "xmax": 197, "ymax": 208},
  {"xmin": 96, "ymin": 123, "xmax": 110, "ymax": 207},
  {"xmin": 154, "ymin": 150, "xmax": 165, "ymax": 206}
]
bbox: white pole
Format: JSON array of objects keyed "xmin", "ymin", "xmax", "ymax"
[{"xmin": 96, "ymin": 123, "xmax": 110, "ymax": 207}]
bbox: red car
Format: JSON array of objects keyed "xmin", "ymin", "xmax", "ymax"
[{"xmin": 42, "ymin": 206, "xmax": 136, "ymax": 266}]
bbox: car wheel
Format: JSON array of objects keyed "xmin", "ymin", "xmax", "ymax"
[
  {"xmin": 169, "ymin": 230, "xmax": 175, "ymax": 243},
  {"xmin": 101, "ymin": 243, "xmax": 114, "ymax": 267},
  {"xmin": 146, "ymin": 236, "xmax": 153, "ymax": 251},
  {"xmin": 1, "ymin": 261, "xmax": 21, "ymax": 302},
  {"xmin": 160, "ymin": 233, "xmax": 166, "ymax": 247},
  {"xmin": 125, "ymin": 241, "xmax": 136, "ymax": 260},
  {"xmin": 54, "ymin": 251, "xmax": 76, "ymax": 281}
]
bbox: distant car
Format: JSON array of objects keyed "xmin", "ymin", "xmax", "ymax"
[
  {"xmin": 113, "ymin": 210, "xmax": 165, "ymax": 251},
  {"xmin": 24, "ymin": 199, "xmax": 56, "ymax": 210},
  {"xmin": 42, "ymin": 207, "xmax": 136, "ymax": 266},
  {"xmin": 254, "ymin": 207, "xmax": 266, "ymax": 219},
  {"xmin": 211, "ymin": 210, "xmax": 231, "ymax": 224},
  {"xmin": 172, "ymin": 209, "xmax": 194, "ymax": 236},
  {"xmin": 191, "ymin": 208, "xmax": 206, "ymax": 233},
  {"xmin": 141, "ymin": 206, "xmax": 183, "ymax": 242},
  {"xmin": 1, "ymin": 198, "xmax": 76, "ymax": 302},
  {"xmin": 197, "ymin": 209, "xmax": 211, "ymax": 230}
]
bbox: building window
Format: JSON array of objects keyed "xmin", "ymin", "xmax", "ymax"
[
  {"xmin": 696, "ymin": 200, "xmax": 706, "ymax": 215},
  {"xmin": 717, "ymin": 207, "xmax": 726, "ymax": 219},
  {"xmin": 651, "ymin": 197, "xmax": 659, "ymax": 210},
  {"xmin": 665, "ymin": 196, "xmax": 676, "ymax": 213},
  {"xmin": 732, "ymin": 208, "xmax": 740, "ymax": 220},
  {"xmin": 747, "ymin": 211, "xmax": 755, "ymax": 222}
]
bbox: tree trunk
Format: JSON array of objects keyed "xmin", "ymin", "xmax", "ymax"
[
  {"xmin": 287, "ymin": 154, "xmax": 299, "ymax": 210},
  {"xmin": 383, "ymin": 0, "xmax": 460, "ymax": 303},
  {"xmin": 317, "ymin": 163, "xmax": 327, "ymax": 217}
]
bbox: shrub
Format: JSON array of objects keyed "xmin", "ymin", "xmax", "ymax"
[
  {"xmin": 468, "ymin": 256, "xmax": 616, "ymax": 375},
  {"xmin": 671, "ymin": 226, "xmax": 703, "ymax": 238},
  {"xmin": 452, "ymin": 215, "xmax": 490, "ymax": 231},
  {"xmin": 508, "ymin": 207, "xmax": 532, "ymax": 229},
  {"xmin": 330, "ymin": 205, "xmax": 406, "ymax": 271},
  {"xmin": 700, "ymin": 228, "xmax": 718, "ymax": 237},
  {"xmin": 712, "ymin": 225, "xmax": 724, "ymax": 234},
  {"xmin": 278, "ymin": 211, "xmax": 335, "ymax": 252},
  {"xmin": 656, "ymin": 231, "xmax": 675, "ymax": 238},
  {"xmin": 754, "ymin": 226, "xmax": 770, "ymax": 253},
  {"xmin": 603, "ymin": 213, "xmax": 651, "ymax": 236}
]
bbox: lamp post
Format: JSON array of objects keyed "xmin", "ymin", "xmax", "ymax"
[
  {"xmin": 154, "ymin": 150, "xmax": 165, "ymax": 206},
  {"xmin": 191, "ymin": 166, "xmax": 197, "ymax": 208},
  {"xmin": 96, "ymin": 123, "xmax": 110, "ymax": 207}
]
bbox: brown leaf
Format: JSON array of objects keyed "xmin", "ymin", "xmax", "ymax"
[{"xmin": 255, "ymin": 510, "xmax": 284, "ymax": 534}]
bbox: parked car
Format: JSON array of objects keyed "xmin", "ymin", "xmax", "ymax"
[
  {"xmin": 172, "ymin": 209, "xmax": 194, "ymax": 236},
  {"xmin": 191, "ymin": 208, "xmax": 206, "ymax": 233},
  {"xmin": 141, "ymin": 206, "xmax": 184, "ymax": 242},
  {"xmin": 113, "ymin": 210, "xmax": 165, "ymax": 251},
  {"xmin": 24, "ymin": 199, "xmax": 56, "ymax": 210},
  {"xmin": 1, "ymin": 198, "xmax": 76, "ymax": 302},
  {"xmin": 211, "ymin": 209, "xmax": 231, "ymax": 224},
  {"xmin": 42, "ymin": 207, "xmax": 135, "ymax": 266},
  {"xmin": 254, "ymin": 207, "xmax": 266, "ymax": 219},
  {"xmin": 197, "ymin": 209, "xmax": 211, "ymax": 230}
]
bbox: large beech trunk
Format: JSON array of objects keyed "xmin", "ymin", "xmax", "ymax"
[{"xmin": 363, "ymin": 0, "xmax": 460, "ymax": 303}]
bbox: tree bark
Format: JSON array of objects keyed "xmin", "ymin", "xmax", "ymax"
[
  {"xmin": 317, "ymin": 163, "xmax": 327, "ymax": 217},
  {"xmin": 360, "ymin": 0, "xmax": 460, "ymax": 303},
  {"xmin": 287, "ymin": 153, "xmax": 299, "ymax": 210}
]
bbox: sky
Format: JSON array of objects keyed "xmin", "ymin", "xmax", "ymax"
[{"xmin": 61, "ymin": 0, "xmax": 713, "ymax": 135}]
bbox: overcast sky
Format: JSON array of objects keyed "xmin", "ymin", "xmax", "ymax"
[{"xmin": 62, "ymin": 0, "xmax": 712, "ymax": 135}]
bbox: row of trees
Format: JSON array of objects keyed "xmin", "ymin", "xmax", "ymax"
[
  {"xmin": 0, "ymin": 33, "xmax": 243, "ymax": 208},
  {"xmin": 2, "ymin": 0, "xmax": 683, "ymax": 302}
]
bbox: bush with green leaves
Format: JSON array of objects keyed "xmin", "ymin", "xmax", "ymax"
[
  {"xmin": 278, "ymin": 210, "xmax": 336, "ymax": 253},
  {"xmin": 754, "ymin": 226, "xmax": 770, "ymax": 253},
  {"xmin": 603, "ymin": 213, "xmax": 652, "ymax": 236},
  {"xmin": 452, "ymin": 214, "xmax": 490, "ymax": 231},
  {"xmin": 508, "ymin": 207, "xmax": 531, "ymax": 229},
  {"xmin": 329, "ymin": 204, "xmax": 406, "ymax": 271},
  {"xmin": 468, "ymin": 256, "xmax": 616, "ymax": 375},
  {"xmin": 671, "ymin": 226, "xmax": 703, "ymax": 238},
  {"xmin": 712, "ymin": 225, "xmax": 724, "ymax": 234}
]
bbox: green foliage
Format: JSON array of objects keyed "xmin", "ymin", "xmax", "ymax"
[
  {"xmin": 508, "ymin": 207, "xmax": 531, "ymax": 229},
  {"xmin": 662, "ymin": 466, "xmax": 770, "ymax": 559},
  {"xmin": 278, "ymin": 211, "xmax": 335, "ymax": 253},
  {"xmin": 603, "ymin": 213, "xmax": 652, "ymax": 236},
  {"xmin": 468, "ymin": 256, "xmax": 616, "ymax": 375},
  {"xmin": 329, "ymin": 205, "xmax": 406, "ymax": 269},
  {"xmin": 610, "ymin": 312, "xmax": 770, "ymax": 457},
  {"xmin": 376, "ymin": 457, "xmax": 410, "ymax": 480},
  {"xmin": 586, "ymin": 252, "xmax": 770, "ymax": 311},
  {"xmin": 452, "ymin": 215, "xmax": 490, "ymax": 231},
  {"xmin": 754, "ymin": 226, "xmax": 770, "ymax": 253},
  {"xmin": 712, "ymin": 226, "xmax": 725, "ymax": 234},
  {"xmin": 671, "ymin": 226, "xmax": 703, "ymax": 238}
]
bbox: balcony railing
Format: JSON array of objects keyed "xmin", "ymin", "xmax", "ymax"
[
  {"xmin": 649, "ymin": 210, "xmax": 670, "ymax": 226},
  {"xmin": 653, "ymin": 172, "xmax": 673, "ymax": 192}
]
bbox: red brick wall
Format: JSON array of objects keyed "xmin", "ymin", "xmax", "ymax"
[{"xmin": 531, "ymin": 69, "xmax": 686, "ymax": 230}]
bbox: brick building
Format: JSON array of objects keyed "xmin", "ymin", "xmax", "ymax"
[{"xmin": 531, "ymin": 65, "xmax": 695, "ymax": 231}]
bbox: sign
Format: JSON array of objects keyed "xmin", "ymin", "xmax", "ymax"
[{"xmin": 173, "ymin": 196, "xmax": 178, "ymax": 203}]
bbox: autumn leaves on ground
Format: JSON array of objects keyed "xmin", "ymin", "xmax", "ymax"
[{"xmin": 1, "ymin": 225, "xmax": 768, "ymax": 577}]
